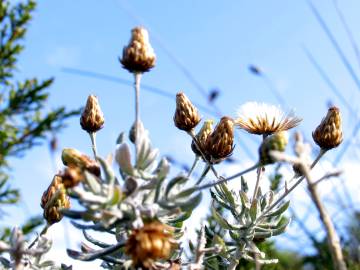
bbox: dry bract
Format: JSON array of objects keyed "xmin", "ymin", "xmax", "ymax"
[
  {"xmin": 41, "ymin": 175, "xmax": 70, "ymax": 225},
  {"xmin": 312, "ymin": 106, "xmax": 343, "ymax": 150},
  {"xmin": 60, "ymin": 166, "xmax": 83, "ymax": 189},
  {"xmin": 121, "ymin": 27, "xmax": 156, "ymax": 73},
  {"xmin": 173, "ymin": 92, "xmax": 201, "ymax": 131},
  {"xmin": 204, "ymin": 116, "xmax": 234, "ymax": 163},
  {"xmin": 235, "ymin": 102, "xmax": 301, "ymax": 135},
  {"xmin": 191, "ymin": 119, "xmax": 213, "ymax": 156},
  {"xmin": 80, "ymin": 95, "xmax": 105, "ymax": 133},
  {"xmin": 61, "ymin": 148, "xmax": 100, "ymax": 177},
  {"xmin": 125, "ymin": 221, "xmax": 175, "ymax": 269}
]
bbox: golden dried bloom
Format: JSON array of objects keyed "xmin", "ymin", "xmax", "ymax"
[
  {"xmin": 80, "ymin": 95, "xmax": 104, "ymax": 133},
  {"xmin": 125, "ymin": 221, "xmax": 175, "ymax": 269},
  {"xmin": 61, "ymin": 148, "xmax": 100, "ymax": 177},
  {"xmin": 259, "ymin": 131, "xmax": 288, "ymax": 165},
  {"xmin": 60, "ymin": 166, "xmax": 84, "ymax": 189},
  {"xmin": 235, "ymin": 102, "xmax": 301, "ymax": 135},
  {"xmin": 121, "ymin": 27, "xmax": 156, "ymax": 73},
  {"xmin": 174, "ymin": 92, "xmax": 201, "ymax": 131},
  {"xmin": 191, "ymin": 119, "xmax": 213, "ymax": 156},
  {"xmin": 205, "ymin": 116, "xmax": 234, "ymax": 164},
  {"xmin": 312, "ymin": 106, "xmax": 343, "ymax": 150},
  {"xmin": 41, "ymin": 175, "xmax": 70, "ymax": 225}
]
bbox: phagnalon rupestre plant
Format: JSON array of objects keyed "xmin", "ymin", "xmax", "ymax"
[{"xmin": 0, "ymin": 26, "xmax": 346, "ymax": 270}]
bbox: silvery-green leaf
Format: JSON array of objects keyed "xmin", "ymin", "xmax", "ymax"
[
  {"xmin": 154, "ymin": 158, "xmax": 170, "ymax": 180},
  {"xmin": 211, "ymin": 203, "xmax": 234, "ymax": 230},
  {"xmin": 219, "ymin": 183, "xmax": 235, "ymax": 207},
  {"xmin": 264, "ymin": 200, "xmax": 290, "ymax": 218},
  {"xmin": 115, "ymin": 143, "xmax": 133, "ymax": 175},
  {"xmin": 250, "ymin": 198, "xmax": 259, "ymax": 221},
  {"xmin": 239, "ymin": 191, "xmax": 250, "ymax": 209},
  {"xmin": 165, "ymin": 175, "xmax": 188, "ymax": 198},
  {"xmin": 85, "ymin": 171, "xmax": 101, "ymax": 194},
  {"xmin": 39, "ymin": 261, "xmax": 56, "ymax": 267},
  {"xmin": 141, "ymin": 149, "xmax": 159, "ymax": 171},
  {"xmin": 177, "ymin": 192, "xmax": 202, "ymax": 212},
  {"xmin": 106, "ymin": 186, "xmax": 122, "ymax": 206},
  {"xmin": 116, "ymin": 132, "xmax": 126, "ymax": 144},
  {"xmin": 167, "ymin": 211, "xmax": 191, "ymax": 224},
  {"xmin": 210, "ymin": 190, "xmax": 232, "ymax": 210},
  {"xmin": 271, "ymin": 217, "xmax": 291, "ymax": 236},
  {"xmin": 83, "ymin": 230, "xmax": 110, "ymax": 248},
  {"xmin": 97, "ymin": 157, "xmax": 115, "ymax": 187},
  {"xmin": 173, "ymin": 187, "xmax": 197, "ymax": 199}
]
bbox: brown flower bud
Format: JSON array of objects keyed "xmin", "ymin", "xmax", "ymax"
[
  {"xmin": 61, "ymin": 148, "xmax": 100, "ymax": 176},
  {"xmin": 204, "ymin": 116, "xmax": 234, "ymax": 163},
  {"xmin": 174, "ymin": 92, "xmax": 201, "ymax": 131},
  {"xmin": 80, "ymin": 95, "xmax": 104, "ymax": 133},
  {"xmin": 312, "ymin": 107, "xmax": 343, "ymax": 150},
  {"xmin": 121, "ymin": 27, "xmax": 156, "ymax": 73},
  {"xmin": 191, "ymin": 119, "xmax": 213, "ymax": 156},
  {"xmin": 125, "ymin": 221, "xmax": 175, "ymax": 269},
  {"xmin": 41, "ymin": 175, "xmax": 70, "ymax": 225},
  {"xmin": 259, "ymin": 131, "xmax": 288, "ymax": 165},
  {"xmin": 60, "ymin": 166, "xmax": 84, "ymax": 189}
]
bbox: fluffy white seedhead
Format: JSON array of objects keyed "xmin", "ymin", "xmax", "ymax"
[{"xmin": 235, "ymin": 102, "xmax": 301, "ymax": 135}]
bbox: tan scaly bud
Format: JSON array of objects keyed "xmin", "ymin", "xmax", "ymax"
[
  {"xmin": 191, "ymin": 119, "xmax": 213, "ymax": 156},
  {"xmin": 205, "ymin": 116, "xmax": 234, "ymax": 164},
  {"xmin": 41, "ymin": 175, "xmax": 70, "ymax": 225},
  {"xmin": 173, "ymin": 92, "xmax": 201, "ymax": 131},
  {"xmin": 125, "ymin": 221, "xmax": 176, "ymax": 269},
  {"xmin": 121, "ymin": 27, "xmax": 156, "ymax": 73},
  {"xmin": 60, "ymin": 166, "xmax": 83, "ymax": 189},
  {"xmin": 259, "ymin": 131, "xmax": 288, "ymax": 165},
  {"xmin": 312, "ymin": 106, "xmax": 343, "ymax": 150},
  {"xmin": 61, "ymin": 148, "xmax": 100, "ymax": 176},
  {"xmin": 80, "ymin": 95, "xmax": 104, "ymax": 133}
]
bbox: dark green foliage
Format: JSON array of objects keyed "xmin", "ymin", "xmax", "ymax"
[{"xmin": 0, "ymin": 0, "xmax": 79, "ymax": 210}]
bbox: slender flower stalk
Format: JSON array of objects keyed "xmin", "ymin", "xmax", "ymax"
[
  {"xmin": 134, "ymin": 72, "xmax": 142, "ymax": 162},
  {"xmin": 89, "ymin": 132, "xmax": 97, "ymax": 159},
  {"xmin": 187, "ymin": 156, "xmax": 200, "ymax": 178},
  {"xmin": 195, "ymin": 163, "xmax": 260, "ymax": 191}
]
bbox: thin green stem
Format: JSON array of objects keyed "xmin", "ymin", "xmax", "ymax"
[
  {"xmin": 252, "ymin": 134, "xmax": 267, "ymax": 201},
  {"xmin": 196, "ymin": 164, "xmax": 211, "ymax": 185},
  {"xmin": 188, "ymin": 155, "xmax": 200, "ymax": 178},
  {"xmin": 89, "ymin": 132, "xmax": 97, "ymax": 159},
  {"xmin": 196, "ymin": 163, "xmax": 260, "ymax": 191},
  {"xmin": 134, "ymin": 72, "xmax": 142, "ymax": 162}
]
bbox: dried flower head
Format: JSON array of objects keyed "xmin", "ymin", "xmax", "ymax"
[
  {"xmin": 205, "ymin": 116, "xmax": 234, "ymax": 163},
  {"xmin": 125, "ymin": 221, "xmax": 175, "ymax": 269},
  {"xmin": 60, "ymin": 166, "xmax": 84, "ymax": 189},
  {"xmin": 312, "ymin": 106, "xmax": 343, "ymax": 150},
  {"xmin": 174, "ymin": 92, "xmax": 201, "ymax": 131},
  {"xmin": 41, "ymin": 175, "xmax": 70, "ymax": 225},
  {"xmin": 121, "ymin": 27, "xmax": 156, "ymax": 73},
  {"xmin": 191, "ymin": 119, "xmax": 213, "ymax": 156},
  {"xmin": 80, "ymin": 95, "xmax": 105, "ymax": 133},
  {"xmin": 259, "ymin": 131, "xmax": 288, "ymax": 165},
  {"xmin": 235, "ymin": 102, "xmax": 301, "ymax": 135},
  {"xmin": 62, "ymin": 148, "xmax": 100, "ymax": 177}
]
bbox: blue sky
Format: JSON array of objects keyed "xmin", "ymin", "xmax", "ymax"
[{"xmin": 3, "ymin": 0, "xmax": 360, "ymax": 263}]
